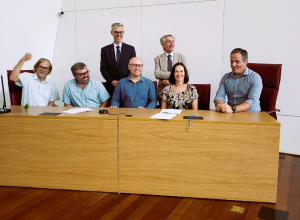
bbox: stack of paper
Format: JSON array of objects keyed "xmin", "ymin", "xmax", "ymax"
[
  {"xmin": 150, "ymin": 109, "xmax": 182, "ymax": 120},
  {"xmin": 62, "ymin": 108, "xmax": 94, "ymax": 114}
]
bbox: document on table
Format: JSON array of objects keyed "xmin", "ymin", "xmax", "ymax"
[
  {"xmin": 161, "ymin": 109, "xmax": 182, "ymax": 114},
  {"xmin": 150, "ymin": 109, "xmax": 182, "ymax": 120},
  {"xmin": 62, "ymin": 107, "xmax": 94, "ymax": 114}
]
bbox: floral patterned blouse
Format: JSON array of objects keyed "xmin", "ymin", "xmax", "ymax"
[{"xmin": 160, "ymin": 84, "xmax": 199, "ymax": 109}]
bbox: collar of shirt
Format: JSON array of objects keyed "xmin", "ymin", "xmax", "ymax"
[
  {"xmin": 113, "ymin": 42, "xmax": 122, "ymax": 61},
  {"xmin": 114, "ymin": 42, "xmax": 123, "ymax": 53},
  {"xmin": 74, "ymin": 78, "xmax": 91, "ymax": 89},
  {"xmin": 33, "ymin": 72, "xmax": 48, "ymax": 83},
  {"xmin": 126, "ymin": 75, "xmax": 145, "ymax": 83},
  {"xmin": 230, "ymin": 67, "xmax": 249, "ymax": 78},
  {"xmin": 165, "ymin": 51, "xmax": 174, "ymax": 57},
  {"xmin": 165, "ymin": 51, "xmax": 174, "ymax": 64}
]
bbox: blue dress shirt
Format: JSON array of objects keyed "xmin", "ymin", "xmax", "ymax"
[
  {"xmin": 214, "ymin": 68, "xmax": 263, "ymax": 112},
  {"xmin": 111, "ymin": 75, "xmax": 156, "ymax": 108}
]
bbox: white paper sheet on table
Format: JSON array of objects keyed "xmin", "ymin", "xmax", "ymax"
[
  {"xmin": 150, "ymin": 109, "xmax": 182, "ymax": 120},
  {"xmin": 62, "ymin": 107, "xmax": 94, "ymax": 114},
  {"xmin": 160, "ymin": 109, "xmax": 182, "ymax": 114}
]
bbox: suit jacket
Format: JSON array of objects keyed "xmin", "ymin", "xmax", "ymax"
[
  {"xmin": 100, "ymin": 42, "xmax": 136, "ymax": 96},
  {"xmin": 154, "ymin": 52, "xmax": 187, "ymax": 95}
]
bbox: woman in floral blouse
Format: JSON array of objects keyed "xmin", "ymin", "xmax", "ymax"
[{"xmin": 160, "ymin": 62, "xmax": 198, "ymax": 109}]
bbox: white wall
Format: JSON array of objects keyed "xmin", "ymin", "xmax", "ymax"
[
  {"xmin": 0, "ymin": 0, "xmax": 63, "ymax": 106},
  {"xmin": 1, "ymin": 0, "xmax": 299, "ymax": 155},
  {"xmin": 222, "ymin": 0, "xmax": 300, "ymax": 155},
  {"xmin": 53, "ymin": 0, "xmax": 224, "ymax": 106}
]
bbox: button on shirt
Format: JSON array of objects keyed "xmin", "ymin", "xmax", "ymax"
[
  {"xmin": 214, "ymin": 68, "xmax": 263, "ymax": 112},
  {"xmin": 61, "ymin": 78, "xmax": 110, "ymax": 107},
  {"xmin": 110, "ymin": 75, "xmax": 156, "ymax": 108},
  {"xmin": 16, "ymin": 72, "xmax": 60, "ymax": 106}
]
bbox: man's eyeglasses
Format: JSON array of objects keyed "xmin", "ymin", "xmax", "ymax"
[
  {"xmin": 38, "ymin": 66, "xmax": 50, "ymax": 71},
  {"xmin": 75, "ymin": 70, "xmax": 90, "ymax": 77},
  {"xmin": 129, "ymin": 64, "xmax": 143, "ymax": 68},
  {"xmin": 113, "ymin": 31, "xmax": 124, "ymax": 35}
]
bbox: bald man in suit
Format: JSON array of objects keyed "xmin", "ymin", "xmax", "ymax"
[
  {"xmin": 100, "ymin": 23, "xmax": 136, "ymax": 97},
  {"xmin": 154, "ymin": 35, "xmax": 186, "ymax": 102}
]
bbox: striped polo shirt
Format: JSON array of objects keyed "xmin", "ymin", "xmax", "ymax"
[{"xmin": 61, "ymin": 78, "xmax": 110, "ymax": 107}]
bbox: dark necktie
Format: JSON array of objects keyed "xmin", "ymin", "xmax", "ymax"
[
  {"xmin": 116, "ymin": 46, "xmax": 121, "ymax": 67},
  {"xmin": 167, "ymin": 54, "xmax": 172, "ymax": 71}
]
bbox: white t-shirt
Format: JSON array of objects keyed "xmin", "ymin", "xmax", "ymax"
[{"xmin": 15, "ymin": 72, "xmax": 60, "ymax": 106}]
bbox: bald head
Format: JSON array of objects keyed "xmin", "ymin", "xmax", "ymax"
[
  {"xmin": 128, "ymin": 57, "xmax": 143, "ymax": 77},
  {"xmin": 129, "ymin": 57, "xmax": 143, "ymax": 64}
]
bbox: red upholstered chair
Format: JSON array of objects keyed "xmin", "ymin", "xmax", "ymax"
[
  {"xmin": 247, "ymin": 63, "xmax": 282, "ymax": 119},
  {"xmin": 152, "ymin": 81, "xmax": 157, "ymax": 98},
  {"xmin": 152, "ymin": 81, "xmax": 160, "ymax": 108},
  {"xmin": 101, "ymin": 82, "xmax": 111, "ymax": 106},
  {"xmin": 101, "ymin": 81, "xmax": 107, "ymax": 88},
  {"xmin": 191, "ymin": 84, "xmax": 211, "ymax": 110},
  {"xmin": 7, "ymin": 70, "xmax": 34, "ymax": 105}
]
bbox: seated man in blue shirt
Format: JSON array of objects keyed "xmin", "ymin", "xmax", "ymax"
[
  {"xmin": 214, "ymin": 48, "xmax": 263, "ymax": 113},
  {"xmin": 110, "ymin": 57, "xmax": 156, "ymax": 109},
  {"xmin": 62, "ymin": 62, "xmax": 110, "ymax": 107}
]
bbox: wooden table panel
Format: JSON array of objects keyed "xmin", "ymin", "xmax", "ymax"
[
  {"xmin": 0, "ymin": 107, "xmax": 118, "ymax": 192},
  {"xmin": 119, "ymin": 112, "xmax": 280, "ymax": 202},
  {"xmin": 1, "ymin": 107, "xmax": 280, "ymax": 202}
]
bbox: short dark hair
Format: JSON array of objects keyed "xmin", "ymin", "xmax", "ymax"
[
  {"xmin": 34, "ymin": 58, "xmax": 52, "ymax": 74},
  {"xmin": 71, "ymin": 62, "xmax": 86, "ymax": 75},
  {"xmin": 169, "ymin": 62, "xmax": 189, "ymax": 84},
  {"xmin": 231, "ymin": 48, "xmax": 248, "ymax": 61}
]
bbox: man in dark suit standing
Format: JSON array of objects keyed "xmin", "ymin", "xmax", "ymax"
[{"xmin": 100, "ymin": 23, "xmax": 136, "ymax": 97}]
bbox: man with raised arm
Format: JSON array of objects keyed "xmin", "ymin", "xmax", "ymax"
[{"xmin": 10, "ymin": 53, "xmax": 59, "ymax": 106}]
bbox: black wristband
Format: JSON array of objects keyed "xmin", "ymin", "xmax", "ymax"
[{"xmin": 231, "ymin": 106, "xmax": 236, "ymax": 113}]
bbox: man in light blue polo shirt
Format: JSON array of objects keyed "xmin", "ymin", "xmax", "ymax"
[
  {"xmin": 110, "ymin": 57, "xmax": 156, "ymax": 109},
  {"xmin": 214, "ymin": 48, "xmax": 263, "ymax": 113},
  {"xmin": 61, "ymin": 62, "xmax": 110, "ymax": 107},
  {"xmin": 10, "ymin": 53, "xmax": 60, "ymax": 106}
]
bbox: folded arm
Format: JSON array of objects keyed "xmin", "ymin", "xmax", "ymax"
[{"xmin": 154, "ymin": 56, "xmax": 171, "ymax": 80}]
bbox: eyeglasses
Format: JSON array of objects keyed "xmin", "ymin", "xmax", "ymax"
[
  {"xmin": 129, "ymin": 64, "xmax": 143, "ymax": 68},
  {"xmin": 38, "ymin": 66, "xmax": 50, "ymax": 71},
  {"xmin": 75, "ymin": 70, "xmax": 90, "ymax": 77},
  {"xmin": 113, "ymin": 31, "xmax": 124, "ymax": 35}
]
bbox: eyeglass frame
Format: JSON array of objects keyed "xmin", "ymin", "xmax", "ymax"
[
  {"xmin": 113, "ymin": 31, "xmax": 124, "ymax": 35},
  {"xmin": 128, "ymin": 64, "xmax": 143, "ymax": 68},
  {"xmin": 75, "ymin": 70, "xmax": 90, "ymax": 77},
  {"xmin": 38, "ymin": 66, "xmax": 50, "ymax": 71}
]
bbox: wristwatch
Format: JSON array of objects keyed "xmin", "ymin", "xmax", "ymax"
[{"xmin": 231, "ymin": 106, "xmax": 236, "ymax": 113}]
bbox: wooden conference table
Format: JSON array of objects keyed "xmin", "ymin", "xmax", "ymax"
[{"xmin": 0, "ymin": 106, "xmax": 280, "ymax": 203}]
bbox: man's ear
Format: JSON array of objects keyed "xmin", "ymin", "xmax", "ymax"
[{"xmin": 244, "ymin": 59, "xmax": 248, "ymax": 65}]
